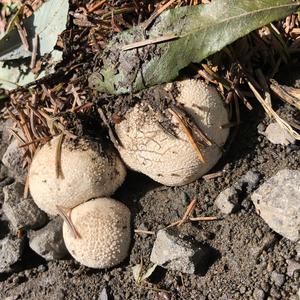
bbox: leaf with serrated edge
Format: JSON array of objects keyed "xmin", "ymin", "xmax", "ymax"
[{"xmin": 92, "ymin": 0, "xmax": 300, "ymax": 95}]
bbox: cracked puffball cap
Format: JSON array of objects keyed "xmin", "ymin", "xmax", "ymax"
[
  {"xmin": 63, "ymin": 197, "xmax": 131, "ymax": 269},
  {"xmin": 115, "ymin": 79, "xmax": 229, "ymax": 186},
  {"xmin": 28, "ymin": 136, "xmax": 126, "ymax": 215}
]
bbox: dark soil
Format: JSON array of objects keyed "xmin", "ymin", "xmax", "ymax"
[{"xmin": 0, "ymin": 98, "xmax": 299, "ymax": 300}]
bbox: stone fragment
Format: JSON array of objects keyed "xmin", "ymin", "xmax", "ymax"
[
  {"xmin": 29, "ymin": 217, "xmax": 68, "ymax": 260},
  {"xmin": 3, "ymin": 182, "xmax": 47, "ymax": 230},
  {"xmin": 286, "ymin": 259, "xmax": 300, "ymax": 277},
  {"xmin": 150, "ymin": 228, "xmax": 208, "ymax": 274},
  {"xmin": 98, "ymin": 287, "xmax": 108, "ymax": 300},
  {"xmin": 215, "ymin": 170, "xmax": 260, "ymax": 214},
  {"xmin": 215, "ymin": 186, "xmax": 239, "ymax": 214},
  {"xmin": 264, "ymin": 122, "xmax": 295, "ymax": 145},
  {"xmin": 253, "ymin": 288, "xmax": 265, "ymax": 300},
  {"xmin": 0, "ymin": 118, "xmax": 13, "ymax": 159},
  {"xmin": 271, "ymin": 271, "xmax": 285, "ymax": 287},
  {"xmin": 0, "ymin": 235, "xmax": 25, "ymax": 273},
  {"xmin": 237, "ymin": 170, "xmax": 261, "ymax": 193},
  {"xmin": 2, "ymin": 138, "xmax": 27, "ymax": 182},
  {"xmin": 251, "ymin": 169, "xmax": 300, "ymax": 242}
]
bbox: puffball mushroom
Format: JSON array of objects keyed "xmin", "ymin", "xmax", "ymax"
[
  {"xmin": 115, "ymin": 79, "xmax": 229, "ymax": 186},
  {"xmin": 28, "ymin": 136, "xmax": 126, "ymax": 215},
  {"xmin": 63, "ymin": 197, "xmax": 131, "ymax": 269}
]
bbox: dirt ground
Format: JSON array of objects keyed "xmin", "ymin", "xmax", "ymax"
[{"xmin": 0, "ymin": 93, "xmax": 299, "ymax": 300}]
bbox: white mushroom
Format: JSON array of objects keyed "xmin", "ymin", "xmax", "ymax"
[
  {"xmin": 62, "ymin": 197, "xmax": 131, "ymax": 269},
  {"xmin": 28, "ymin": 136, "xmax": 126, "ymax": 215},
  {"xmin": 115, "ymin": 79, "xmax": 229, "ymax": 186}
]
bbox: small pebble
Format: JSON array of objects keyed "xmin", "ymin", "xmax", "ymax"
[
  {"xmin": 271, "ymin": 271, "xmax": 285, "ymax": 287},
  {"xmin": 253, "ymin": 288, "xmax": 265, "ymax": 300},
  {"xmin": 286, "ymin": 259, "xmax": 300, "ymax": 277}
]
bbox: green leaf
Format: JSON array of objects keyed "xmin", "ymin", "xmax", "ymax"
[
  {"xmin": 90, "ymin": 0, "xmax": 300, "ymax": 95},
  {"xmin": 0, "ymin": 0, "xmax": 69, "ymax": 60}
]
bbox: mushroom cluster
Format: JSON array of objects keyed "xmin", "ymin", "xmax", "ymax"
[
  {"xmin": 115, "ymin": 79, "xmax": 229, "ymax": 186},
  {"xmin": 28, "ymin": 136, "xmax": 131, "ymax": 268},
  {"xmin": 28, "ymin": 78, "xmax": 229, "ymax": 269}
]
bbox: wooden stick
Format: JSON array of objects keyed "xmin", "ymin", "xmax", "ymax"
[
  {"xmin": 57, "ymin": 206, "xmax": 81, "ymax": 239},
  {"xmin": 55, "ymin": 133, "xmax": 65, "ymax": 179},
  {"xmin": 169, "ymin": 108, "xmax": 205, "ymax": 163},
  {"xmin": 142, "ymin": 0, "xmax": 177, "ymax": 32},
  {"xmin": 30, "ymin": 34, "xmax": 39, "ymax": 69},
  {"xmin": 177, "ymin": 198, "xmax": 197, "ymax": 226},
  {"xmin": 134, "ymin": 229, "xmax": 155, "ymax": 235},
  {"xmin": 202, "ymin": 171, "xmax": 224, "ymax": 180}
]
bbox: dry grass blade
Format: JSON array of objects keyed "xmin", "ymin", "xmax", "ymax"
[
  {"xmin": 167, "ymin": 215, "xmax": 220, "ymax": 228},
  {"xmin": 87, "ymin": 0, "xmax": 107, "ymax": 13},
  {"xmin": 270, "ymin": 79, "xmax": 300, "ymax": 110},
  {"xmin": 247, "ymin": 80, "xmax": 300, "ymax": 141},
  {"xmin": 122, "ymin": 34, "xmax": 178, "ymax": 51},
  {"xmin": 189, "ymin": 216, "xmax": 219, "ymax": 221},
  {"xmin": 201, "ymin": 63, "xmax": 231, "ymax": 91},
  {"xmin": 169, "ymin": 108, "xmax": 206, "ymax": 163},
  {"xmin": 177, "ymin": 198, "xmax": 197, "ymax": 226},
  {"xmin": 57, "ymin": 205, "xmax": 81, "ymax": 239},
  {"xmin": 202, "ymin": 171, "xmax": 224, "ymax": 180},
  {"xmin": 98, "ymin": 108, "xmax": 121, "ymax": 148},
  {"xmin": 15, "ymin": 21, "xmax": 29, "ymax": 51},
  {"xmin": 19, "ymin": 136, "xmax": 51, "ymax": 148},
  {"xmin": 171, "ymin": 106, "xmax": 212, "ymax": 146},
  {"xmin": 30, "ymin": 34, "xmax": 39, "ymax": 70},
  {"xmin": 234, "ymin": 88, "xmax": 253, "ymax": 110},
  {"xmin": 134, "ymin": 229, "xmax": 155, "ymax": 235},
  {"xmin": 142, "ymin": 0, "xmax": 177, "ymax": 32},
  {"xmin": 55, "ymin": 133, "xmax": 65, "ymax": 179}
]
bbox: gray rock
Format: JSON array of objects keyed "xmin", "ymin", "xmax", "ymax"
[
  {"xmin": 98, "ymin": 287, "xmax": 108, "ymax": 300},
  {"xmin": 251, "ymin": 169, "xmax": 300, "ymax": 242},
  {"xmin": 257, "ymin": 123, "xmax": 266, "ymax": 135},
  {"xmin": 215, "ymin": 171, "xmax": 261, "ymax": 214},
  {"xmin": 215, "ymin": 186, "xmax": 239, "ymax": 214},
  {"xmin": 238, "ymin": 170, "xmax": 261, "ymax": 193},
  {"xmin": 150, "ymin": 228, "xmax": 208, "ymax": 274},
  {"xmin": 0, "ymin": 235, "xmax": 25, "ymax": 273},
  {"xmin": 264, "ymin": 122, "xmax": 296, "ymax": 145},
  {"xmin": 2, "ymin": 138, "xmax": 27, "ymax": 182},
  {"xmin": 0, "ymin": 118, "xmax": 14, "ymax": 159},
  {"xmin": 29, "ymin": 217, "xmax": 68, "ymax": 260},
  {"xmin": 3, "ymin": 182, "xmax": 47, "ymax": 230},
  {"xmin": 253, "ymin": 288, "xmax": 265, "ymax": 300},
  {"xmin": 271, "ymin": 271, "xmax": 285, "ymax": 287},
  {"xmin": 286, "ymin": 259, "xmax": 300, "ymax": 277}
]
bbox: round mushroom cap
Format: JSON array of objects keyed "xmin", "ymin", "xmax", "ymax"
[
  {"xmin": 29, "ymin": 137, "xmax": 126, "ymax": 215},
  {"xmin": 63, "ymin": 197, "xmax": 131, "ymax": 269},
  {"xmin": 115, "ymin": 79, "xmax": 229, "ymax": 186}
]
